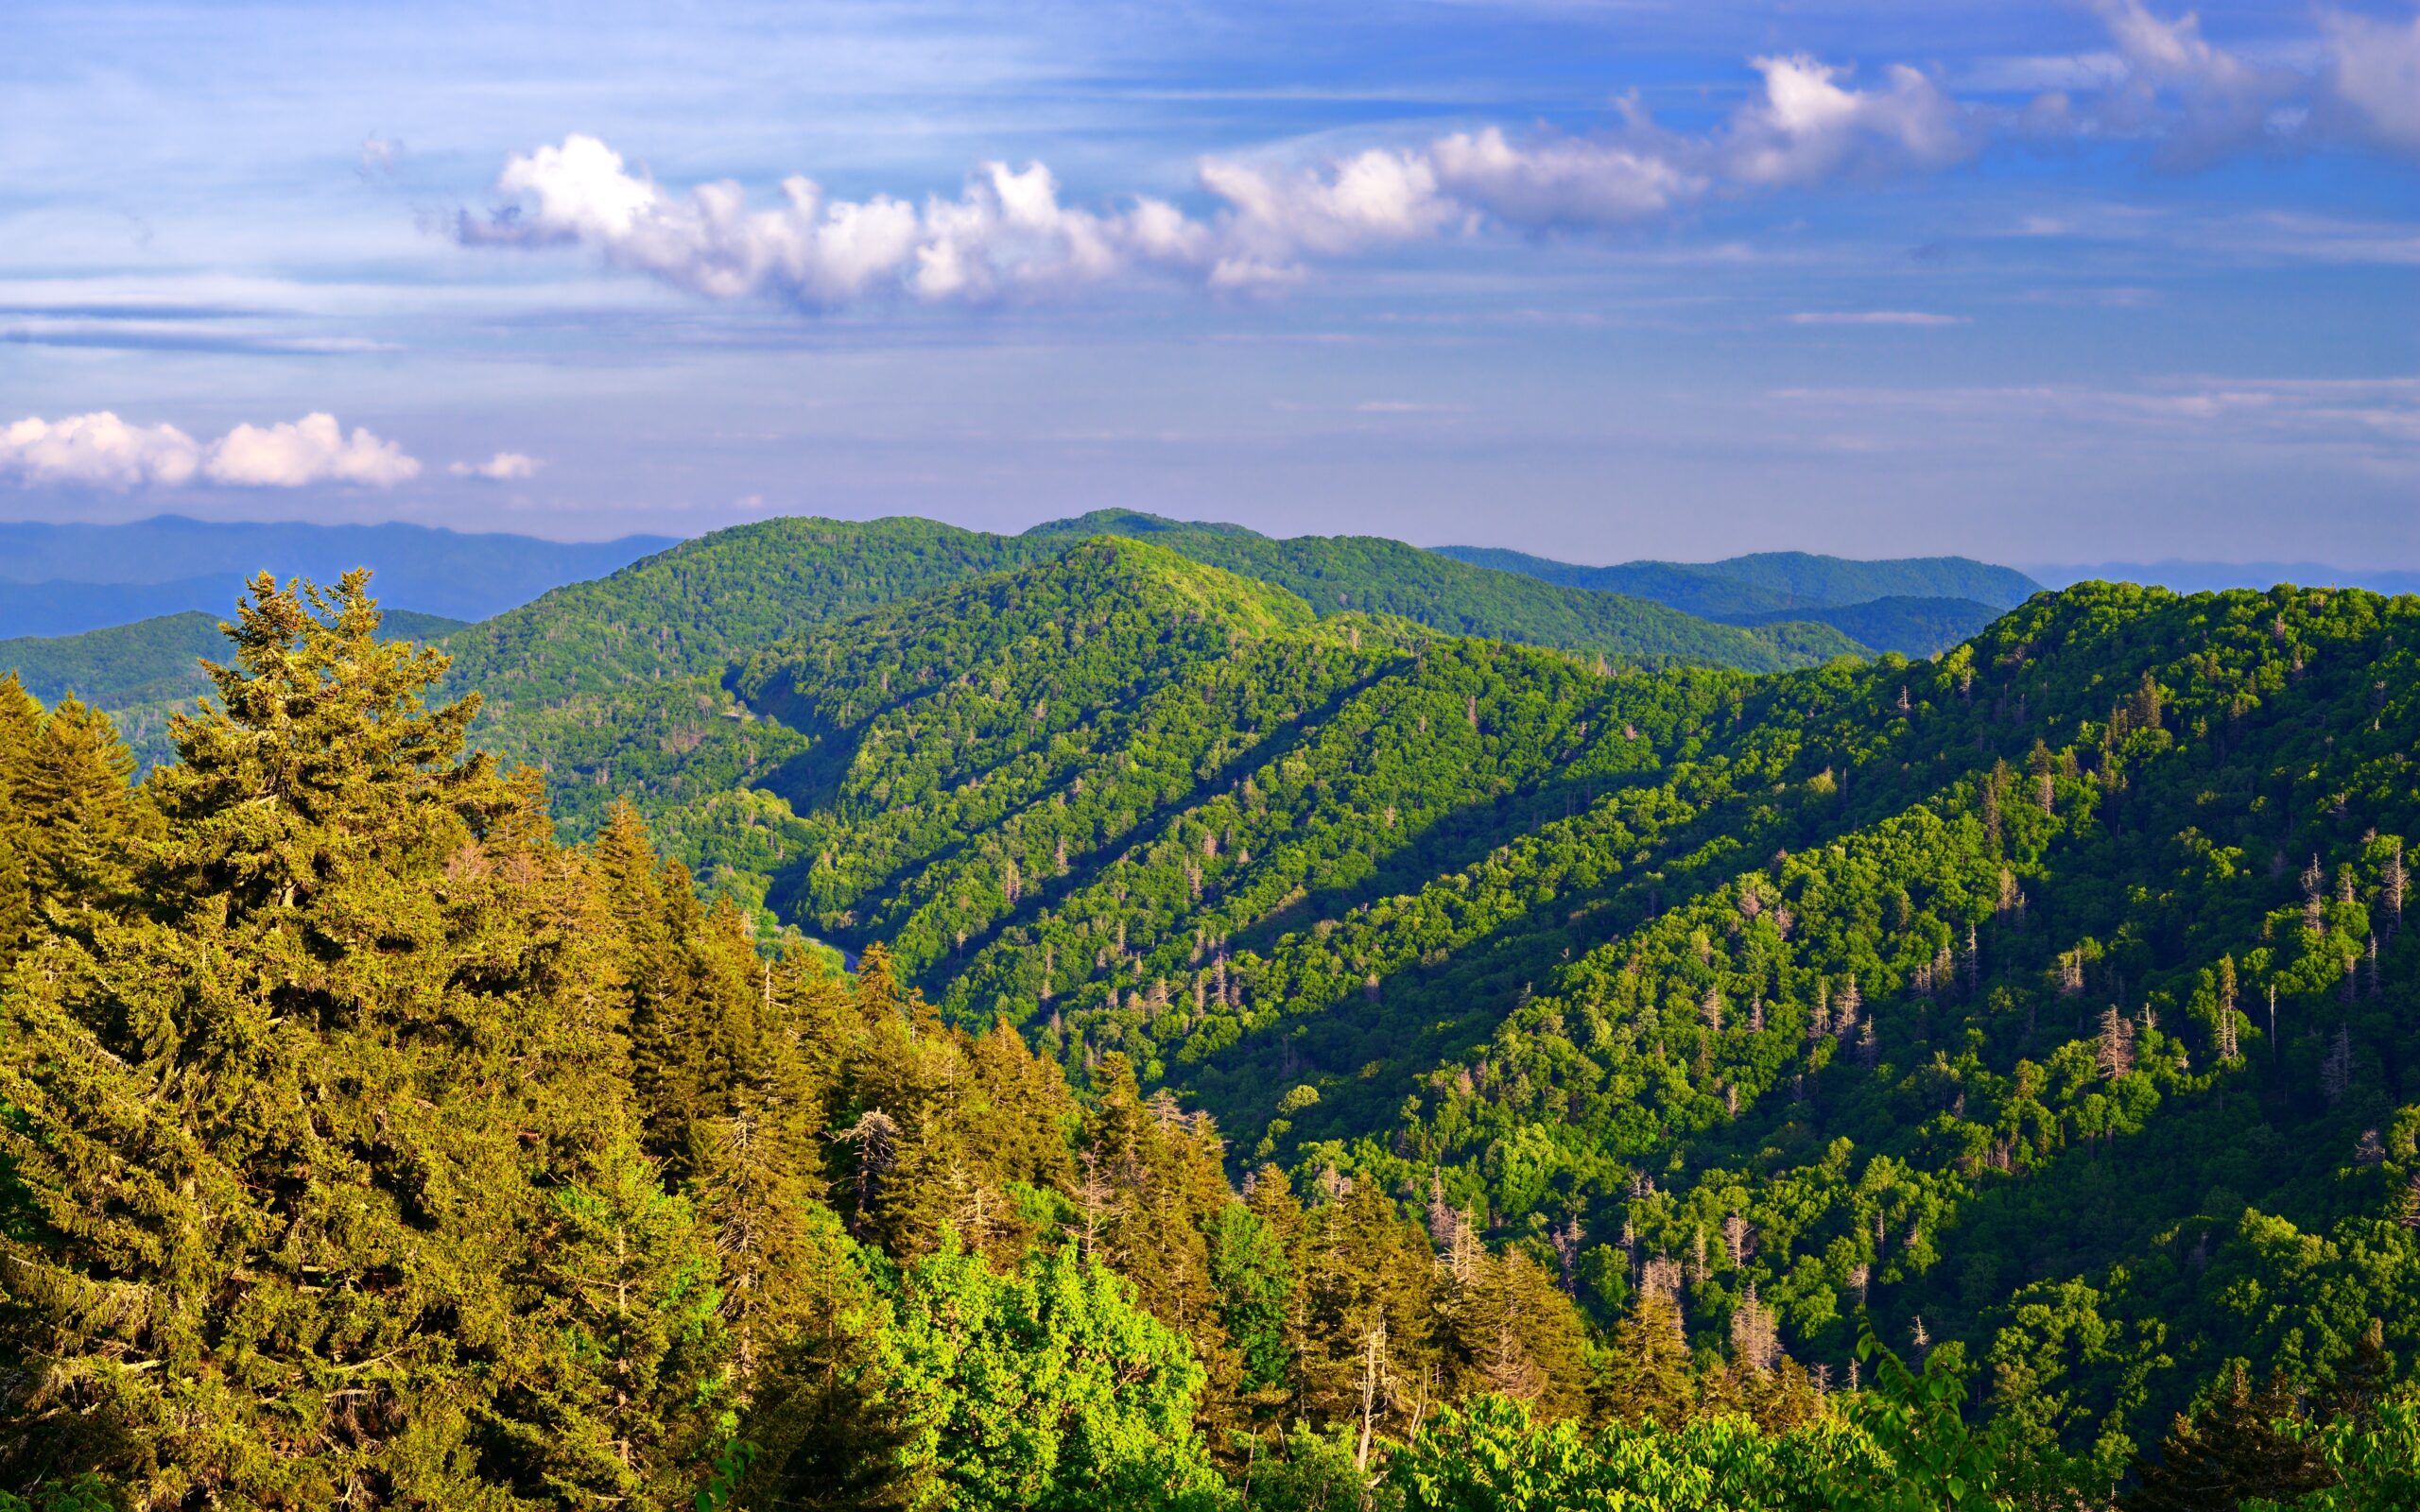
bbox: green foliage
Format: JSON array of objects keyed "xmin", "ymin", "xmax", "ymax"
[
  {"xmin": 1387, "ymin": 1393, "xmax": 1881, "ymax": 1511},
  {"xmin": 0, "ymin": 608, "xmax": 465, "ymax": 710},
  {"xmin": 887, "ymin": 1241, "xmax": 1225, "ymax": 1512},
  {"xmin": 0, "ymin": 1476, "xmax": 112, "ymax": 1512},
  {"xmin": 2241, "ymin": 1388, "xmax": 2420, "ymax": 1511}
]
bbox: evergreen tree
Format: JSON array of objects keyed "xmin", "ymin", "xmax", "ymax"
[
  {"xmin": 2123, "ymin": 1363, "xmax": 2335, "ymax": 1512},
  {"xmin": 0, "ymin": 575, "xmax": 721, "ymax": 1507},
  {"xmin": 0, "ymin": 673, "xmax": 42, "ymax": 966},
  {"xmin": 1594, "ymin": 1290, "xmax": 1696, "ymax": 1428}
]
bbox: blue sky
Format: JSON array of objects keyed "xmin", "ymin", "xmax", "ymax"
[{"xmin": 0, "ymin": 0, "xmax": 2413, "ymax": 567}]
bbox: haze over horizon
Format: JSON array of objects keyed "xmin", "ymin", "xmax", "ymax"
[{"xmin": 2, "ymin": 1, "xmax": 2414, "ymax": 565}]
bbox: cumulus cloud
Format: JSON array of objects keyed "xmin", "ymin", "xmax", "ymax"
[
  {"xmin": 2079, "ymin": 0, "xmax": 2296, "ymax": 162},
  {"xmin": 203, "ymin": 413, "xmax": 421, "ymax": 488},
  {"xmin": 1201, "ymin": 148, "xmax": 1458, "ymax": 260},
  {"xmin": 1, "ymin": 411, "xmax": 422, "ymax": 490},
  {"xmin": 460, "ymin": 135, "xmax": 1211, "ymax": 307},
  {"xmin": 466, "ymin": 127, "xmax": 1713, "ymax": 301},
  {"xmin": 1724, "ymin": 55, "xmax": 1971, "ymax": 186},
  {"xmin": 2032, "ymin": 2, "xmax": 2420, "ymax": 164},
  {"xmin": 0, "ymin": 412, "xmax": 202, "ymax": 489},
  {"xmin": 451, "ymin": 451, "xmax": 540, "ymax": 480}
]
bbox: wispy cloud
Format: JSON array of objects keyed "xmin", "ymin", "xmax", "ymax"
[
  {"xmin": 1784, "ymin": 311, "xmax": 1968, "ymax": 327},
  {"xmin": 451, "ymin": 451, "xmax": 541, "ymax": 480}
]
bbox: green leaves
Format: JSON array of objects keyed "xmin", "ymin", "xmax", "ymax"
[{"xmin": 885, "ymin": 1241, "xmax": 1223, "ymax": 1512}]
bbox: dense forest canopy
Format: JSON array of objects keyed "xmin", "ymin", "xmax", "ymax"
[{"xmin": 1, "ymin": 539, "xmax": 2414, "ymax": 1510}]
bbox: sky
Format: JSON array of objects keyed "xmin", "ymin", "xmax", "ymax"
[{"xmin": 0, "ymin": 0, "xmax": 2414, "ymax": 568}]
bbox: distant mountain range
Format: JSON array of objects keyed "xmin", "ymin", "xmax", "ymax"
[
  {"xmin": 0, "ymin": 515, "xmax": 674, "ymax": 636},
  {"xmin": 1433, "ymin": 544, "xmax": 2040, "ymax": 656},
  {"xmin": 1435, "ymin": 544, "xmax": 2041, "ymax": 613}
]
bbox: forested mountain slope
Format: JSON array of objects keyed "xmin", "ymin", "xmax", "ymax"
[
  {"xmin": 2, "ymin": 511, "xmax": 1868, "ymax": 795},
  {"xmin": 435, "ymin": 513, "xmax": 1854, "ymax": 726},
  {"xmin": 579, "ymin": 562, "xmax": 2420, "ymax": 1477},
  {"xmin": 1734, "ymin": 595, "xmax": 2006, "ymax": 657},
  {"xmin": 3, "ymin": 573, "xmax": 2413, "ymax": 1510}
]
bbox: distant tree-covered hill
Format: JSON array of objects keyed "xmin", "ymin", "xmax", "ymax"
[
  {"xmin": 1734, "ymin": 594, "xmax": 2005, "ymax": 656},
  {"xmin": 438, "ymin": 512, "xmax": 1858, "ymax": 730},
  {"xmin": 0, "ymin": 514, "xmax": 671, "ymax": 635},
  {"xmin": 1438, "ymin": 543, "xmax": 2040, "ymax": 611},
  {"xmin": 1436, "ymin": 543, "xmax": 2038, "ymax": 654},
  {"xmin": 0, "ymin": 606, "xmax": 465, "ymax": 710}
]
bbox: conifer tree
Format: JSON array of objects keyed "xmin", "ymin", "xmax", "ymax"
[
  {"xmin": 0, "ymin": 574, "xmax": 721, "ymax": 1507},
  {"xmin": 1593, "ymin": 1288, "xmax": 1695, "ymax": 1428},
  {"xmin": 0, "ymin": 674, "xmax": 42, "ymax": 966},
  {"xmin": 14, "ymin": 697, "xmax": 142, "ymax": 920},
  {"xmin": 2122, "ymin": 1363, "xmax": 2334, "ymax": 1512}
]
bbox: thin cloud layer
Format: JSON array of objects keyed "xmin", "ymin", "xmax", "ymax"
[
  {"xmin": 2323, "ymin": 9, "xmax": 2420, "ymax": 152},
  {"xmin": 0, "ymin": 411, "xmax": 421, "ymax": 490}
]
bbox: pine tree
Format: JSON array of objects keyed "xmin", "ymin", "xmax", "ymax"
[
  {"xmin": 0, "ymin": 673, "xmax": 43, "ymax": 966},
  {"xmin": 1593, "ymin": 1286, "xmax": 1694, "ymax": 1428},
  {"xmin": 2122, "ymin": 1363, "xmax": 2332, "ymax": 1511},
  {"xmin": 0, "ymin": 574, "xmax": 721, "ymax": 1506},
  {"xmin": 14, "ymin": 698, "xmax": 143, "ymax": 920}
]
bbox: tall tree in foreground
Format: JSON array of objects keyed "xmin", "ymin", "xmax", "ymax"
[{"xmin": 0, "ymin": 575, "xmax": 718, "ymax": 1509}]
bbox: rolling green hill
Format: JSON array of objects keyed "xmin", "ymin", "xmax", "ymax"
[
  {"xmin": 1437, "ymin": 544, "xmax": 2040, "ymax": 611},
  {"xmin": 1736, "ymin": 594, "xmax": 2004, "ymax": 657},
  {"xmin": 436, "ymin": 513, "xmax": 1858, "ymax": 731},
  {"xmin": 582, "ymin": 560, "xmax": 2420, "ymax": 1472}
]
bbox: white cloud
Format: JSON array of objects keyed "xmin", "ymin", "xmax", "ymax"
[
  {"xmin": 1725, "ymin": 55, "xmax": 1971, "ymax": 186},
  {"xmin": 451, "ymin": 451, "xmax": 540, "ymax": 481},
  {"xmin": 0, "ymin": 412, "xmax": 201, "ymax": 489},
  {"xmin": 203, "ymin": 413, "xmax": 419, "ymax": 488},
  {"xmin": 2322, "ymin": 9, "xmax": 2420, "ymax": 152},
  {"xmin": 462, "ymin": 134, "xmax": 1212, "ymax": 307},
  {"xmin": 2083, "ymin": 0, "xmax": 2290, "ymax": 162},
  {"xmin": 1, "ymin": 411, "xmax": 421, "ymax": 490},
  {"xmin": 1198, "ymin": 147, "xmax": 1458, "ymax": 265},
  {"xmin": 1427, "ymin": 125, "xmax": 1699, "ymax": 228}
]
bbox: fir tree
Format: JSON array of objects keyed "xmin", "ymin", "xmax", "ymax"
[{"xmin": 0, "ymin": 575, "xmax": 720, "ymax": 1506}]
